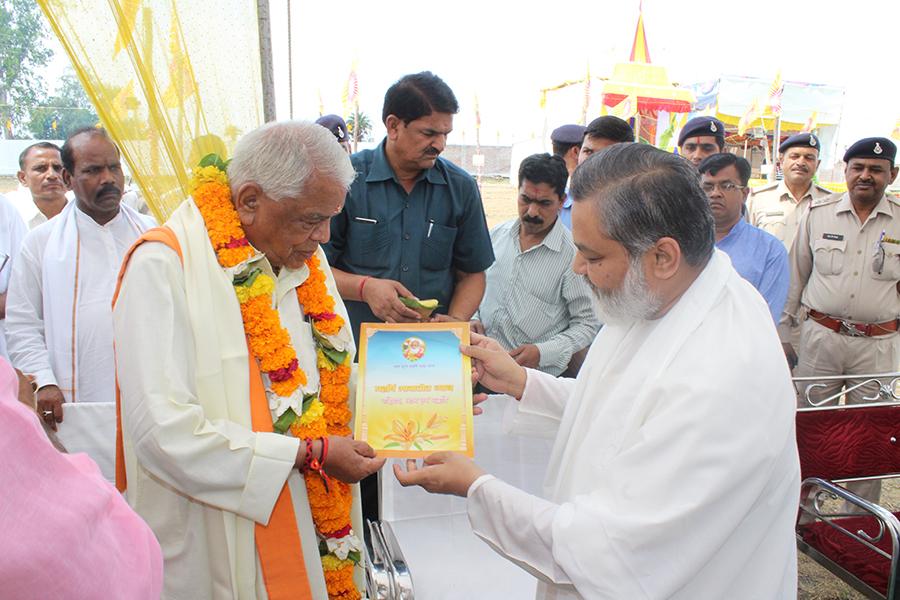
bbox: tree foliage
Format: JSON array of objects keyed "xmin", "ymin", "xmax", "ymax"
[
  {"xmin": 0, "ymin": 0, "xmax": 53, "ymax": 135},
  {"xmin": 346, "ymin": 112, "xmax": 373, "ymax": 142},
  {"xmin": 27, "ymin": 69, "xmax": 99, "ymax": 139}
]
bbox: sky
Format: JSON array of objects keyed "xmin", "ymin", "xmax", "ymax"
[{"xmin": 41, "ymin": 0, "xmax": 900, "ymax": 154}]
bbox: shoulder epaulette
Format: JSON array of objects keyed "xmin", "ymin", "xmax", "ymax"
[
  {"xmin": 750, "ymin": 183, "xmax": 778, "ymax": 195},
  {"xmin": 886, "ymin": 193, "xmax": 900, "ymax": 207},
  {"xmin": 814, "ymin": 184, "xmax": 833, "ymax": 194},
  {"xmin": 810, "ymin": 192, "xmax": 842, "ymax": 208}
]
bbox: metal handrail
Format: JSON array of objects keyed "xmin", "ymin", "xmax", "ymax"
[{"xmin": 793, "ymin": 372, "xmax": 900, "ymax": 408}]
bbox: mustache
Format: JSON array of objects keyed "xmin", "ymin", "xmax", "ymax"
[
  {"xmin": 522, "ymin": 215, "xmax": 544, "ymax": 224},
  {"xmin": 424, "ymin": 148, "xmax": 440, "ymax": 157},
  {"xmin": 97, "ymin": 184, "xmax": 122, "ymax": 197}
]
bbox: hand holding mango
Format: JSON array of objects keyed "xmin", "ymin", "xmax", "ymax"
[{"xmin": 398, "ymin": 296, "xmax": 441, "ymax": 319}]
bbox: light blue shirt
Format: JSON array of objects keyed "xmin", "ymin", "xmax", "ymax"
[
  {"xmin": 716, "ymin": 218, "xmax": 789, "ymax": 321},
  {"xmin": 559, "ymin": 190, "xmax": 573, "ymax": 230}
]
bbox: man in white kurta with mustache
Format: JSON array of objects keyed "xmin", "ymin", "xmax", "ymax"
[{"xmin": 396, "ymin": 143, "xmax": 801, "ymax": 599}]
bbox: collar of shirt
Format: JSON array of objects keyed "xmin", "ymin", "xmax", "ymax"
[
  {"xmin": 835, "ymin": 192, "xmax": 894, "ymax": 220},
  {"xmin": 719, "ymin": 214, "xmax": 749, "ymax": 245},
  {"xmin": 776, "ymin": 180, "xmax": 813, "ymax": 203},
  {"xmin": 74, "ymin": 204, "xmax": 126, "ymax": 231},
  {"xmin": 512, "ymin": 215, "xmax": 566, "ymax": 253},
  {"xmin": 365, "ymin": 139, "xmax": 448, "ymax": 187}
]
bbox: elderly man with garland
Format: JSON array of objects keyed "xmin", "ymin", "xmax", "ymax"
[{"xmin": 113, "ymin": 121, "xmax": 385, "ymax": 600}]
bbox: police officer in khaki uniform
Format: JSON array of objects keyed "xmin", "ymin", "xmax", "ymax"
[
  {"xmin": 780, "ymin": 136, "xmax": 900, "ymax": 502},
  {"xmin": 747, "ymin": 132, "xmax": 832, "ymax": 249}
]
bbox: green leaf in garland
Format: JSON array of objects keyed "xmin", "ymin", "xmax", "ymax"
[
  {"xmin": 320, "ymin": 345, "xmax": 348, "ymax": 367},
  {"xmin": 232, "ymin": 267, "xmax": 262, "ymax": 287},
  {"xmin": 198, "ymin": 153, "xmax": 219, "ymax": 168},
  {"xmin": 347, "ymin": 550, "xmax": 361, "ymax": 565},
  {"xmin": 311, "ymin": 326, "xmax": 335, "ymax": 350},
  {"xmin": 301, "ymin": 393, "xmax": 317, "ymax": 415},
  {"xmin": 273, "ymin": 407, "xmax": 297, "ymax": 433}
]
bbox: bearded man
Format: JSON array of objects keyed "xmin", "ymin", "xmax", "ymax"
[
  {"xmin": 395, "ymin": 143, "xmax": 800, "ymax": 599},
  {"xmin": 113, "ymin": 121, "xmax": 384, "ymax": 599}
]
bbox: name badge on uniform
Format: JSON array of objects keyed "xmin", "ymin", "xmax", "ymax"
[{"xmin": 823, "ymin": 233, "xmax": 844, "ymax": 241}]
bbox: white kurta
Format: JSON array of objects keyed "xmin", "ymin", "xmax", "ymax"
[
  {"xmin": 6, "ymin": 203, "xmax": 154, "ymax": 400},
  {"xmin": 467, "ymin": 250, "xmax": 800, "ymax": 599},
  {"xmin": 113, "ymin": 199, "xmax": 364, "ymax": 599},
  {"xmin": 0, "ymin": 193, "xmax": 27, "ymax": 361}
]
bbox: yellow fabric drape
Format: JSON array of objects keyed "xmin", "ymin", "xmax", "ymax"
[{"xmin": 37, "ymin": 0, "xmax": 264, "ymax": 222}]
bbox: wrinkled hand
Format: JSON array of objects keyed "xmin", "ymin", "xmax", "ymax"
[
  {"xmin": 510, "ymin": 344, "xmax": 540, "ymax": 369},
  {"xmin": 782, "ymin": 342, "xmax": 798, "ymax": 370},
  {"xmin": 393, "ymin": 452, "xmax": 486, "ymax": 497},
  {"xmin": 323, "ymin": 436, "xmax": 386, "ymax": 483},
  {"xmin": 362, "ymin": 278, "xmax": 422, "ymax": 323},
  {"xmin": 460, "ymin": 332, "xmax": 527, "ymax": 399},
  {"xmin": 36, "ymin": 385, "xmax": 64, "ymax": 431}
]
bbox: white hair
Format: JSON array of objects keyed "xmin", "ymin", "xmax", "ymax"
[{"xmin": 227, "ymin": 120, "xmax": 356, "ymax": 200}]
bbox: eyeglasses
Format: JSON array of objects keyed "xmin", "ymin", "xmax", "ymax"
[{"xmin": 701, "ymin": 181, "xmax": 746, "ymax": 193}]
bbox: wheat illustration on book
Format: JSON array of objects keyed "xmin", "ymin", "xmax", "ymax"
[{"xmin": 383, "ymin": 414, "xmax": 450, "ymax": 451}]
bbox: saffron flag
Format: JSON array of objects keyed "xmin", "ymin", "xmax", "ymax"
[
  {"xmin": 342, "ymin": 61, "xmax": 359, "ymax": 115},
  {"xmin": 630, "ymin": 5, "xmax": 651, "ymax": 63},
  {"xmin": 738, "ymin": 99, "xmax": 762, "ymax": 136},
  {"xmin": 766, "ymin": 70, "xmax": 783, "ymax": 116},
  {"xmin": 802, "ymin": 111, "xmax": 819, "ymax": 133}
]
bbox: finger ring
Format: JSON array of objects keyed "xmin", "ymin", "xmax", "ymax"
[{"xmin": 42, "ymin": 410, "xmax": 54, "ymax": 418}]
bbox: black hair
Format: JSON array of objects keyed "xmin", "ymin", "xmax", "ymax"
[
  {"xmin": 571, "ymin": 143, "xmax": 715, "ymax": 267},
  {"xmin": 584, "ymin": 116, "xmax": 635, "ymax": 144},
  {"xmin": 382, "ymin": 72, "xmax": 459, "ymax": 124},
  {"xmin": 697, "ymin": 153, "xmax": 751, "ymax": 186},
  {"xmin": 61, "ymin": 127, "xmax": 113, "ymax": 173},
  {"xmin": 518, "ymin": 153, "xmax": 569, "ymax": 199},
  {"xmin": 18, "ymin": 142, "xmax": 61, "ymax": 169}
]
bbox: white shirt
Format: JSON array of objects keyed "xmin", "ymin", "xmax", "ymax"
[
  {"xmin": 0, "ymin": 194, "xmax": 28, "ymax": 360},
  {"xmin": 6, "ymin": 206, "xmax": 150, "ymax": 400},
  {"xmin": 466, "ymin": 250, "xmax": 800, "ymax": 599},
  {"xmin": 480, "ymin": 218, "xmax": 599, "ymax": 375}
]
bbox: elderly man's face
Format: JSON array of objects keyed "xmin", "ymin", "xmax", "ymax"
[
  {"xmin": 238, "ymin": 174, "xmax": 346, "ymax": 270},
  {"xmin": 845, "ymin": 158, "xmax": 898, "ymax": 206},
  {"xmin": 571, "ymin": 198, "xmax": 662, "ymax": 323},
  {"xmin": 18, "ymin": 147, "xmax": 66, "ymax": 204},
  {"xmin": 518, "ymin": 179, "xmax": 562, "ymax": 236},
  {"xmin": 680, "ymin": 136, "xmax": 721, "ymax": 167},
  {"xmin": 386, "ymin": 112, "xmax": 453, "ymax": 173}
]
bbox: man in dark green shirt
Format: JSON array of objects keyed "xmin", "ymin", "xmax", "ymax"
[{"xmin": 324, "ymin": 71, "xmax": 495, "ymax": 344}]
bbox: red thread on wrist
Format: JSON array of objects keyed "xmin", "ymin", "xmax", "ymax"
[
  {"xmin": 308, "ymin": 436, "xmax": 331, "ymax": 491},
  {"xmin": 358, "ymin": 276, "xmax": 371, "ymax": 301}
]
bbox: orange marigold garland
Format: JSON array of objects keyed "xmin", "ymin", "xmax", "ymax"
[{"xmin": 191, "ymin": 154, "xmax": 359, "ymax": 600}]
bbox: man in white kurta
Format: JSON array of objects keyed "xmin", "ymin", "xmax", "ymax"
[
  {"xmin": 397, "ymin": 143, "xmax": 801, "ymax": 599},
  {"xmin": 0, "ymin": 193, "xmax": 27, "ymax": 361},
  {"xmin": 113, "ymin": 121, "xmax": 384, "ymax": 599},
  {"xmin": 6, "ymin": 129, "xmax": 153, "ymax": 481}
]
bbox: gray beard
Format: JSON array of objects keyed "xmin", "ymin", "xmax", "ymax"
[{"xmin": 586, "ymin": 257, "xmax": 663, "ymax": 325}]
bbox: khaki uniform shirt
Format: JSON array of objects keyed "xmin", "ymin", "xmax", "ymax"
[
  {"xmin": 747, "ymin": 181, "xmax": 833, "ymax": 249},
  {"xmin": 778, "ymin": 192, "xmax": 900, "ymax": 341}
]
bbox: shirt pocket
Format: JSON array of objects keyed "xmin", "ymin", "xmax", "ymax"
[
  {"xmin": 510, "ymin": 288, "xmax": 565, "ymax": 342},
  {"xmin": 347, "ymin": 220, "xmax": 391, "ymax": 269},
  {"xmin": 421, "ymin": 222, "xmax": 457, "ymax": 271},
  {"xmin": 813, "ymin": 238, "xmax": 846, "ymax": 276},
  {"xmin": 872, "ymin": 243, "xmax": 900, "ymax": 281},
  {"xmin": 756, "ymin": 211, "xmax": 786, "ymax": 230}
]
